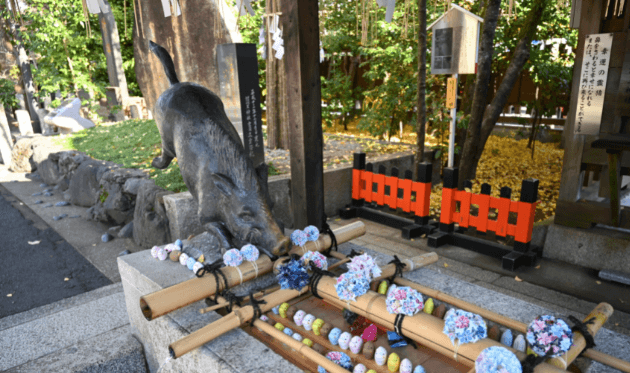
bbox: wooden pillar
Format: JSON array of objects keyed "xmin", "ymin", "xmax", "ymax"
[
  {"xmin": 97, "ymin": 0, "xmax": 129, "ymax": 104},
  {"xmin": 281, "ymin": 0, "xmax": 325, "ymax": 229}
]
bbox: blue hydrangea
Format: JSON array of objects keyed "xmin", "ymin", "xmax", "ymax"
[{"xmin": 276, "ymin": 257, "xmax": 310, "ymax": 290}]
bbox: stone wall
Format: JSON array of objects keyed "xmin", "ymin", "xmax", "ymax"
[{"xmin": 132, "ymin": 0, "xmax": 242, "ymax": 112}]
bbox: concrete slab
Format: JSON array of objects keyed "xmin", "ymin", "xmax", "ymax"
[
  {"xmin": 4, "ymin": 325, "xmax": 147, "ymax": 373},
  {"xmin": 15, "ymin": 109, "xmax": 33, "ymax": 135},
  {"xmin": 0, "ymin": 292, "xmax": 129, "ymax": 370},
  {"xmin": 0, "ymin": 105, "xmax": 12, "ymax": 167}
]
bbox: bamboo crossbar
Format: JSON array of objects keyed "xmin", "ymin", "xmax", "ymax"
[
  {"xmin": 393, "ymin": 278, "xmax": 620, "ymax": 372},
  {"xmin": 168, "ymin": 252, "xmax": 438, "ymax": 359},
  {"xmin": 141, "ymin": 221, "xmax": 366, "ymax": 321}
]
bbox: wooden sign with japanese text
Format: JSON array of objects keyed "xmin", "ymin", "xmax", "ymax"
[
  {"xmin": 575, "ymin": 33, "xmax": 614, "ymax": 135},
  {"xmin": 446, "ymin": 78, "xmax": 457, "ymax": 108}
]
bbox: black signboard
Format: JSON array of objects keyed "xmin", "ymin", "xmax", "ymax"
[{"xmin": 216, "ymin": 43, "xmax": 265, "ymax": 168}]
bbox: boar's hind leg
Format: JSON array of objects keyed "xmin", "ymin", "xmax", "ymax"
[{"xmin": 203, "ymin": 221, "xmax": 233, "ymax": 253}]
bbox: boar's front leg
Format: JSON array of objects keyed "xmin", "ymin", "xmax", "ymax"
[
  {"xmin": 203, "ymin": 221, "xmax": 233, "ymax": 253},
  {"xmin": 152, "ymin": 152, "xmax": 174, "ymax": 169}
]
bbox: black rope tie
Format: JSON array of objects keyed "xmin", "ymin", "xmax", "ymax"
[
  {"xmin": 569, "ymin": 316, "xmax": 597, "ymax": 355},
  {"xmin": 282, "ymin": 253, "xmax": 302, "ymax": 264},
  {"xmin": 392, "ymin": 313, "xmax": 417, "ymax": 349},
  {"xmin": 249, "ymin": 292, "xmax": 267, "ymax": 326},
  {"xmin": 347, "ymin": 249, "xmax": 362, "ymax": 258},
  {"xmin": 388, "ymin": 255, "xmax": 407, "ymax": 282},
  {"xmin": 521, "ymin": 351, "xmax": 553, "ymax": 373},
  {"xmin": 196, "ymin": 259, "xmax": 229, "ymax": 304},
  {"xmin": 221, "ymin": 290, "xmax": 243, "ymax": 313},
  {"xmin": 322, "ymin": 217, "xmax": 339, "ymax": 257},
  {"xmin": 309, "ymin": 263, "xmax": 335, "ymax": 299}
]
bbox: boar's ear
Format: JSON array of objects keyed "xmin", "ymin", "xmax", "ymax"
[{"xmin": 212, "ymin": 173, "xmax": 236, "ymax": 197}]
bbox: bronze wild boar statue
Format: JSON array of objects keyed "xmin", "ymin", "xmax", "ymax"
[{"xmin": 149, "ymin": 41, "xmax": 290, "ymax": 256}]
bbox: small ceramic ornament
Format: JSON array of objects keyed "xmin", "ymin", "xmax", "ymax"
[
  {"xmin": 312, "ymin": 343, "xmax": 326, "ymax": 354},
  {"xmin": 260, "ymin": 315, "xmax": 270, "ymax": 322},
  {"xmin": 338, "ymin": 332, "xmax": 352, "ymax": 350},
  {"xmin": 501, "ymin": 329, "xmax": 513, "ymax": 347},
  {"xmin": 312, "ymin": 319, "xmax": 325, "ymax": 335},
  {"xmin": 151, "ymin": 246, "xmax": 160, "ymax": 258},
  {"xmin": 328, "ymin": 328, "xmax": 342, "ymax": 345},
  {"xmin": 164, "ymin": 243, "xmax": 179, "ymax": 253},
  {"xmin": 303, "ymin": 338, "xmax": 313, "ymax": 347},
  {"xmin": 186, "ymin": 256, "xmax": 196, "ymax": 270},
  {"xmin": 287, "ymin": 306, "xmax": 298, "ymax": 320},
  {"xmin": 192, "ymin": 261, "xmax": 203, "ymax": 274},
  {"xmin": 433, "ymin": 303, "xmax": 447, "ymax": 319},
  {"xmin": 362, "ymin": 324, "xmax": 378, "ymax": 342},
  {"xmin": 169, "ymin": 251, "xmax": 181, "ymax": 262},
  {"xmin": 488, "ymin": 325, "xmax": 501, "ymax": 341},
  {"xmin": 292, "ymin": 333, "xmax": 303, "ymax": 342},
  {"xmin": 353, "ymin": 364, "xmax": 367, "ymax": 373},
  {"xmin": 284, "ymin": 327, "xmax": 294, "ymax": 336},
  {"xmin": 387, "ymin": 352, "xmax": 401, "ymax": 372},
  {"xmin": 363, "ymin": 341, "xmax": 375, "ymax": 359},
  {"xmin": 413, "ymin": 366, "xmax": 426, "ymax": 373},
  {"xmin": 320, "ymin": 323, "xmax": 333, "ymax": 337},
  {"xmin": 349, "ymin": 336, "xmax": 363, "ymax": 354},
  {"xmin": 374, "ymin": 346, "xmax": 388, "ymax": 366},
  {"xmin": 400, "ymin": 358, "xmax": 413, "ymax": 373},
  {"xmin": 377, "ymin": 280, "xmax": 389, "ymax": 295},
  {"xmin": 157, "ymin": 248, "xmax": 168, "ymax": 261},
  {"xmin": 279, "ymin": 302, "xmax": 290, "ymax": 318},
  {"xmin": 274, "ymin": 323, "xmax": 285, "ymax": 331},
  {"xmin": 179, "ymin": 253, "xmax": 189, "ymax": 266},
  {"xmin": 424, "ymin": 298, "xmax": 434, "ymax": 315},
  {"xmin": 513, "ymin": 334, "xmax": 526, "ymax": 352},
  {"xmin": 303, "ymin": 314, "xmax": 316, "ymax": 331},
  {"xmin": 294, "ymin": 310, "xmax": 306, "ymax": 326},
  {"xmin": 174, "ymin": 239, "xmax": 183, "ymax": 248},
  {"xmin": 272, "ymin": 305, "xmax": 280, "ymax": 315}
]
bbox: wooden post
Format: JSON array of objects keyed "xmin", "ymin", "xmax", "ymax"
[{"xmin": 282, "ymin": 0, "xmax": 325, "ymax": 229}]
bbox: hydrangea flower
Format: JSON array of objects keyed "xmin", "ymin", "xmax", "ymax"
[
  {"xmin": 276, "ymin": 257, "xmax": 310, "ymax": 290},
  {"xmin": 335, "ymin": 271, "xmax": 370, "ymax": 301},
  {"xmin": 385, "ymin": 284, "xmax": 424, "ymax": 316},
  {"xmin": 443, "ymin": 308, "xmax": 487, "ymax": 346},
  {"xmin": 526, "ymin": 315, "xmax": 573, "ymax": 357},
  {"xmin": 347, "ymin": 253, "xmax": 382, "ymax": 280},
  {"xmin": 475, "ymin": 346, "xmax": 522, "ymax": 373}
]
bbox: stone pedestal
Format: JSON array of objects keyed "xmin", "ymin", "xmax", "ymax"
[{"xmin": 118, "ymin": 250, "xmax": 300, "ymax": 373}]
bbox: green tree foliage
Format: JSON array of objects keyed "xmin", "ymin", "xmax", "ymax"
[
  {"xmin": 1, "ymin": 0, "xmax": 140, "ymax": 100},
  {"xmin": 0, "ymin": 78, "xmax": 18, "ymax": 108}
]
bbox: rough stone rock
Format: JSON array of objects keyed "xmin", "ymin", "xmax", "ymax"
[
  {"xmin": 123, "ymin": 177, "xmax": 153, "ymax": 195},
  {"xmin": 92, "ymin": 168, "xmax": 150, "ymax": 225},
  {"xmin": 38, "ymin": 158, "xmax": 64, "ymax": 185},
  {"xmin": 57, "ymin": 150, "xmax": 93, "ymax": 180},
  {"xmin": 9, "ymin": 136, "xmax": 52, "ymax": 172},
  {"xmin": 68, "ymin": 160, "xmax": 118, "ymax": 207},
  {"xmin": 118, "ymin": 221, "xmax": 134, "ymax": 238},
  {"xmin": 133, "ymin": 181, "xmax": 173, "ymax": 248},
  {"xmin": 108, "ymin": 225, "xmax": 123, "ymax": 236},
  {"xmin": 56, "ymin": 177, "xmax": 70, "ymax": 191}
]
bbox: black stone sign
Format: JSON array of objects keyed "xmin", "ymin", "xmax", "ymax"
[{"xmin": 216, "ymin": 43, "xmax": 265, "ymax": 168}]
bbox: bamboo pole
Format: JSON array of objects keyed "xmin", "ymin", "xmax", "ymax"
[
  {"xmin": 314, "ymin": 277, "xmax": 569, "ymax": 373},
  {"xmin": 392, "ymin": 278, "xmax": 626, "ymax": 372},
  {"xmin": 140, "ymin": 222, "xmax": 366, "ymax": 321},
  {"xmin": 168, "ymin": 252, "xmax": 438, "ymax": 359}
]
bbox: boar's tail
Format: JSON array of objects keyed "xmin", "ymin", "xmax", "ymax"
[{"xmin": 149, "ymin": 40, "xmax": 180, "ymax": 86}]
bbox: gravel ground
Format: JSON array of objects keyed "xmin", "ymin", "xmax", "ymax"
[{"xmin": 265, "ymin": 134, "xmax": 415, "ymax": 175}]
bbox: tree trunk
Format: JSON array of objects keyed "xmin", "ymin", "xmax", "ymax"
[
  {"xmin": 266, "ymin": 0, "xmax": 279, "ymax": 149},
  {"xmin": 457, "ymin": 0, "xmax": 501, "ymax": 189},
  {"xmin": 415, "ymin": 0, "xmax": 427, "ymax": 167},
  {"xmin": 527, "ymin": 105, "xmax": 540, "ymax": 149}
]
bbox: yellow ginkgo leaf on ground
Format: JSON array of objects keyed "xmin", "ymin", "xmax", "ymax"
[{"xmin": 515, "ymin": 276, "xmax": 523, "ymax": 282}]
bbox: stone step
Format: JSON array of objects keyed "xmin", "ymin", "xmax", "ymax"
[{"xmin": 0, "ymin": 283, "xmax": 147, "ymax": 372}]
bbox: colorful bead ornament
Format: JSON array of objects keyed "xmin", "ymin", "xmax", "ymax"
[
  {"xmin": 293, "ymin": 310, "xmax": 306, "ymax": 326},
  {"xmin": 240, "ymin": 244, "xmax": 259, "ymax": 262},
  {"xmin": 274, "ymin": 323, "xmax": 284, "ymax": 331},
  {"xmin": 151, "ymin": 246, "xmax": 160, "ymax": 258},
  {"xmin": 157, "ymin": 248, "xmax": 168, "ymax": 261},
  {"xmin": 186, "ymin": 257, "xmax": 196, "ymax": 270},
  {"xmin": 301, "ymin": 251, "xmax": 328, "ymax": 270},
  {"xmin": 424, "ymin": 298, "xmax": 435, "ymax": 315},
  {"xmin": 328, "ymin": 328, "xmax": 342, "ymax": 345},
  {"xmin": 223, "ymin": 248, "xmax": 243, "ymax": 267},
  {"xmin": 335, "ymin": 271, "xmax": 370, "ymax": 302},
  {"xmin": 304, "ymin": 225, "xmax": 320, "ymax": 241},
  {"xmin": 413, "ymin": 366, "xmax": 426, "ymax": 373},
  {"xmin": 302, "ymin": 338, "xmax": 313, "ymax": 347},
  {"xmin": 279, "ymin": 302, "xmax": 290, "ymax": 318},
  {"xmin": 385, "ymin": 284, "xmax": 424, "ymax": 316},
  {"xmin": 526, "ymin": 315, "xmax": 573, "ymax": 357},
  {"xmin": 303, "ymin": 314, "xmax": 316, "ymax": 331},
  {"xmin": 164, "ymin": 243, "xmax": 179, "ymax": 253},
  {"xmin": 283, "ymin": 327, "xmax": 294, "ymax": 336},
  {"xmin": 475, "ymin": 346, "xmax": 522, "ymax": 373},
  {"xmin": 353, "ymin": 364, "xmax": 367, "ymax": 373},
  {"xmin": 260, "ymin": 315, "xmax": 270, "ymax": 322},
  {"xmin": 192, "ymin": 261, "xmax": 203, "ymax": 274},
  {"xmin": 179, "ymin": 252, "xmax": 189, "ymax": 266},
  {"xmin": 387, "ymin": 352, "xmax": 401, "ymax": 372},
  {"xmin": 291, "ymin": 229, "xmax": 308, "ymax": 247},
  {"xmin": 312, "ymin": 318, "xmax": 325, "ymax": 335},
  {"xmin": 400, "ymin": 358, "xmax": 413, "ymax": 373},
  {"xmin": 500, "ymin": 329, "xmax": 513, "ymax": 347},
  {"xmin": 174, "ymin": 239, "xmax": 183, "ymax": 248},
  {"xmin": 349, "ymin": 336, "xmax": 363, "ymax": 354},
  {"xmin": 513, "ymin": 334, "xmax": 526, "ymax": 352},
  {"xmin": 374, "ymin": 346, "xmax": 388, "ymax": 366},
  {"xmin": 362, "ymin": 324, "xmax": 378, "ymax": 342},
  {"xmin": 338, "ymin": 332, "xmax": 352, "ymax": 350},
  {"xmin": 443, "ymin": 308, "xmax": 488, "ymax": 346},
  {"xmin": 272, "ymin": 305, "xmax": 280, "ymax": 315},
  {"xmin": 292, "ymin": 333, "xmax": 303, "ymax": 342},
  {"xmin": 276, "ymin": 257, "xmax": 310, "ymax": 290},
  {"xmin": 347, "ymin": 253, "xmax": 382, "ymax": 280}
]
